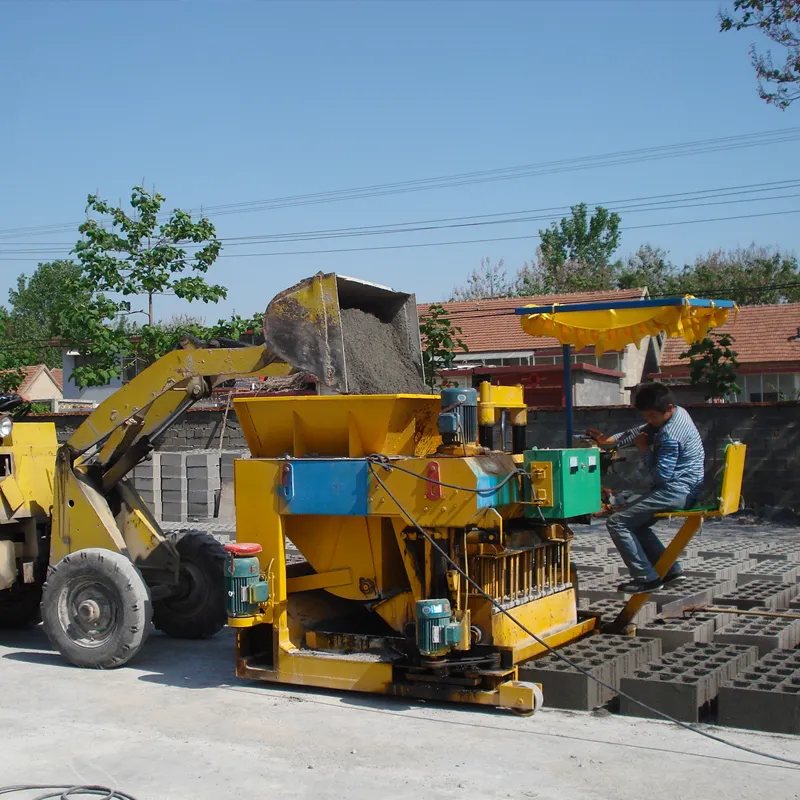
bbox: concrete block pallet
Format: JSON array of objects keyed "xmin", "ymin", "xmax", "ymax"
[
  {"xmin": 619, "ymin": 643, "xmax": 759, "ymax": 722},
  {"xmin": 717, "ymin": 649, "xmax": 800, "ymax": 734},
  {"xmin": 518, "ymin": 635, "xmax": 661, "ymax": 710}
]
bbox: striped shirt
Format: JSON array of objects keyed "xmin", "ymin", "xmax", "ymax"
[{"xmin": 613, "ymin": 406, "xmax": 705, "ymax": 491}]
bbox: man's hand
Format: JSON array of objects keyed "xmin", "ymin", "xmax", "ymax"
[
  {"xmin": 634, "ymin": 432, "xmax": 650, "ymax": 452},
  {"xmin": 586, "ymin": 428, "xmax": 615, "ymax": 447}
]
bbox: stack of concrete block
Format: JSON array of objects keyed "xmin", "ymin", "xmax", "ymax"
[
  {"xmin": 619, "ymin": 643, "xmax": 758, "ymax": 722},
  {"xmin": 638, "ymin": 611, "xmax": 733, "ymax": 652},
  {"xmin": 579, "ymin": 598, "xmax": 658, "ymax": 626},
  {"xmin": 647, "ymin": 578, "xmax": 735, "ymax": 615},
  {"xmin": 518, "ymin": 635, "xmax": 661, "ymax": 710},
  {"xmin": 160, "ymin": 453, "xmax": 187, "ymax": 523},
  {"xmin": 577, "ymin": 575, "xmax": 623, "ymax": 605},
  {"xmin": 132, "ymin": 454, "xmax": 161, "ymax": 519},
  {"xmin": 186, "ymin": 451, "xmax": 221, "ymax": 520},
  {"xmin": 571, "ymin": 552, "xmax": 622, "ymax": 576},
  {"xmin": 748, "ymin": 543, "xmax": 800, "ymax": 562},
  {"xmin": 697, "ymin": 546, "xmax": 752, "ymax": 561},
  {"xmin": 717, "ymin": 649, "xmax": 800, "ymax": 734},
  {"xmin": 714, "ymin": 580, "xmax": 799, "ymax": 610},
  {"xmin": 736, "ymin": 561, "xmax": 800, "ymax": 585},
  {"xmin": 712, "ymin": 612, "xmax": 800, "ymax": 656},
  {"xmin": 683, "ymin": 557, "xmax": 757, "ymax": 582}
]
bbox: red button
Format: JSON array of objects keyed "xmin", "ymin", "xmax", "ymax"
[{"xmin": 224, "ymin": 542, "xmax": 263, "ymax": 556}]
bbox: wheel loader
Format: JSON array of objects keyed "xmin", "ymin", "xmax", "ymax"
[{"xmin": 0, "ymin": 272, "xmax": 426, "ymax": 668}]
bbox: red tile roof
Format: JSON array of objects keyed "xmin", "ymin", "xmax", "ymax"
[
  {"xmin": 50, "ymin": 368, "xmax": 63, "ymax": 389},
  {"xmin": 418, "ymin": 288, "xmax": 647, "ymax": 353},
  {"xmin": 0, "ymin": 364, "xmax": 62, "ymax": 399},
  {"xmin": 660, "ymin": 303, "xmax": 800, "ymax": 372}
]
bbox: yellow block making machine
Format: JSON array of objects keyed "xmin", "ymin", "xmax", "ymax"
[{"xmin": 0, "ymin": 270, "xmax": 741, "ymax": 717}]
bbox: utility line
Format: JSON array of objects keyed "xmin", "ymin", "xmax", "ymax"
[{"xmin": 0, "ymin": 127, "xmax": 798, "ymax": 239}]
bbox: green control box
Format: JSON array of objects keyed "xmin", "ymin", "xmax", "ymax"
[{"xmin": 523, "ymin": 447, "xmax": 601, "ymax": 520}]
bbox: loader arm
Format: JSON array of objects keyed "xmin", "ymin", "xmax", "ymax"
[{"xmin": 51, "ymin": 344, "xmax": 281, "ymax": 578}]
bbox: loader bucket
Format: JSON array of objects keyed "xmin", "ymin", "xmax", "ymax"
[{"xmin": 263, "ymin": 272, "xmax": 427, "ymax": 394}]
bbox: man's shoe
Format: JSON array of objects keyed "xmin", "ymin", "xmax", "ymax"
[
  {"xmin": 616, "ymin": 578, "xmax": 663, "ymax": 594},
  {"xmin": 662, "ymin": 573, "xmax": 687, "ymax": 589}
]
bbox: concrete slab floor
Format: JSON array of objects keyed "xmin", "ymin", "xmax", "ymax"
[{"xmin": 0, "ymin": 629, "xmax": 798, "ymax": 800}]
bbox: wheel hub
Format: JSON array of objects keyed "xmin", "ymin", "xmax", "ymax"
[{"xmin": 58, "ymin": 577, "xmax": 121, "ymax": 647}]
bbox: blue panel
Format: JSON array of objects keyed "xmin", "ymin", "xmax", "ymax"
[
  {"xmin": 514, "ymin": 297, "xmax": 735, "ymax": 315},
  {"xmin": 472, "ymin": 464, "xmax": 520, "ymax": 509},
  {"xmin": 281, "ymin": 460, "xmax": 369, "ymax": 516}
]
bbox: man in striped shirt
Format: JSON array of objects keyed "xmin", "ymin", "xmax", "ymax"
[{"xmin": 588, "ymin": 382, "xmax": 705, "ymax": 594}]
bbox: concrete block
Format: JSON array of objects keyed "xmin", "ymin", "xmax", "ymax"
[
  {"xmin": 186, "ymin": 452, "xmax": 218, "ymax": 467},
  {"xmin": 581, "ymin": 598, "xmax": 658, "ymax": 626},
  {"xmin": 713, "ymin": 613, "xmax": 800, "ymax": 657},
  {"xmin": 638, "ymin": 615, "xmax": 717, "ymax": 652},
  {"xmin": 518, "ymin": 635, "xmax": 661, "ymax": 710},
  {"xmin": 619, "ymin": 643, "xmax": 758, "ymax": 722},
  {"xmin": 713, "ymin": 580, "xmax": 799, "ymax": 610},
  {"xmin": 161, "ymin": 478, "xmax": 185, "ymax": 493},
  {"xmin": 161, "ymin": 490, "xmax": 185, "ymax": 503},
  {"xmin": 736, "ymin": 562, "xmax": 800, "ymax": 585},
  {"xmin": 683, "ymin": 558, "xmax": 757, "ymax": 582},
  {"xmin": 718, "ymin": 649, "xmax": 800, "ymax": 734}
]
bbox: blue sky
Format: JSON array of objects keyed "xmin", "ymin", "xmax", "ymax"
[{"xmin": 0, "ymin": 0, "xmax": 798, "ymax": 322}]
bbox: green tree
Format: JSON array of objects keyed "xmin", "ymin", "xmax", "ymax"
[
  {"xmin": 63, "ymin": 186, "xmax": 226, "ymax": 387},
  {"xmin": 419, "ymin": 304, "xmax": 468, "ymax": 387},
  {"xmin": 680, "ymin": 331, "xmax": 741, "ymax": 400},
  {"xmin": 615, "ymin": 245, "xmax": 680, "ymax": 296},
  {"xmin": 720, "ymin": 0, "xmax": 800, "ymax": 109},
  {"xmin": 533, "ymin": 204, "xmax": 622, "ymax": 292},
  {"xmin": 671, "ymin": 246, "xmax": 800, "ymax": 305},
  {"xmin": 451, "ymin": 257, "xmax": 512, "ymax": 300},
  {"xmin": 6, "ymin": 260, "xmax": 89, "ymax": 369}
]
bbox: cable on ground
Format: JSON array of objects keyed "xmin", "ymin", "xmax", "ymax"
[
  {"xmin": 0, "ymin": 786, "xmax": 137, "ymax": 800},
  {"xmin": 366, "ymin": 462, "xmax": 800, "ymax": 769}
]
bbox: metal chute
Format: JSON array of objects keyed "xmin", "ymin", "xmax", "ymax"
[{"xmin": 263, "ymin": 272, "xmax": 425, "ymax": 394}]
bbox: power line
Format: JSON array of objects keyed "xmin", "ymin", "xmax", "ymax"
[
  {"xmin": 3, "ymin": 185, "xmax": 800, "ymax": 260},
  {"xmin": 1, "ymin": 127, "xmax": 799, "ymax": 240}
]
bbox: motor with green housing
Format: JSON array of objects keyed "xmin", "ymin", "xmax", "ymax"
[
  {"xmin": 415, "ymin": 598, "xmax": 462, "ymax": 657},
  {"xmin": 523, "ymin": 447, "xmax": 601, "ymax": 520},
  {"xmin": 223, "ymin": 542, "xmax": 270, "ymax": 617}
]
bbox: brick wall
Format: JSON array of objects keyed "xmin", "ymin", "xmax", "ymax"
[{"xmin": 35, "ymin": 401, "xmax": 800, "ymax": 510}]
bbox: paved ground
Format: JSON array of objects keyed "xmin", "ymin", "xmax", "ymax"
[{"xmin": 0, "ymin": 624, "xmax": 798, "ymax": 800}]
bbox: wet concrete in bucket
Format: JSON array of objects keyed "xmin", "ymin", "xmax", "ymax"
[{"xmin": 340, "ymin": 307, "xmax": 430, "ymax": 394}]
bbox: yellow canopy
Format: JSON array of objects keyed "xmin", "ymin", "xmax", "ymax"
[{"xmin": 518, "ymin": 296, "xmax": 734, "ymax": 355}]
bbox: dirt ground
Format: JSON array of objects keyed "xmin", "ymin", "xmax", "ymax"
[{"xmin": 0, "ymin": 623, "xmax": 798, "ymax": 800}]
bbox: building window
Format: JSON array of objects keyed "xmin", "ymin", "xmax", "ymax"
[{"xmin": 729, "ymin": 373, "xmax": 800, "ymax": 402}]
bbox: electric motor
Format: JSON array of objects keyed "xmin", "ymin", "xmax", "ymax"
[
  {"xmin": 437, "ymin": 387, "xmax": 478, "ymax": 446},
  {"xmin": 415, "ymin": 598, "xmax": 462, "ymax": 657},
  {"xmin": 223, "ymin": 542, "xmax": 270, "ymax": 617}
]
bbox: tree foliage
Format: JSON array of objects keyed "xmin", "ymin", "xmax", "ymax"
[
  {"xmin": 720, "ymin": 0, "xmax": 800, "ymax": 109},
  {"xmin": 63, "ymin": 186, "xmax": 226, "ymax": 388},
  {"xmin": 535, "ymin": 204, "xmax": 622, "ymax": 292},
  {"xmin": 679, "ymin": 331, "xmax": 741, "ymax": 400},
  {"xmin": 450, "ymin": 257, "xmax": 512, "ymax": 300},
  {"xmin": 419, "ymin": 304, "xmax": 468, "ymax": 387}
]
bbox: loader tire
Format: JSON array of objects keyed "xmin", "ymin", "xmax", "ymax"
[
  {"xmin": 0, "ymin": 585, "xmax": 42, "ymax": 629},
  {"xmin": 152, "ymin": 531, "xmax": 226, "ymax": 640},
  {"xmin": 41, "ymin": 549, "xmax": 151, "ymax": 669}
]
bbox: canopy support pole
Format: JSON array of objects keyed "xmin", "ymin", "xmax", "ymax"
[{"xmin": 563, "ymin": 344, "xmax": 573, "ymax": 447}]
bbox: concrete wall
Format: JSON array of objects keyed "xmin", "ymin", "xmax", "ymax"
[
  {"xmin": 34, "ymin": 401, "xmax": 800, "ymax": 511},
  {"xmin": 574, "ymin": 372, "xmax": 623, "ymax": 406},
  {"xmin": 525, "ymin": 402, "xmax": 800, "ymax": 512},
  {"xmin": 61, "ymin": 351, "xmax": 123, "ymax": 402}
]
